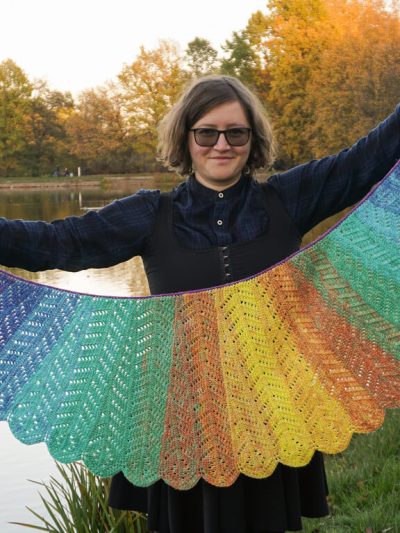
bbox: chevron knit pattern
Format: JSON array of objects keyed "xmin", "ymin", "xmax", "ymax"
[{"xmin": 0, "ymin": 162, "xmax": 399, "ymax": 489}]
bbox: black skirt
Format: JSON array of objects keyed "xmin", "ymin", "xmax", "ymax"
[{"xmin": 108, "ymin": 452, "xmax": 329, "ymax": 533}]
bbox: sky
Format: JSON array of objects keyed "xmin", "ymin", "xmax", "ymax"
[{"xmin": 1, "ymin": 0, "xmax": 268, "ymax": 96}]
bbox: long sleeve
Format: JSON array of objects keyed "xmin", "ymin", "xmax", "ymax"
[
  {"xmin": 0, "ymin": 189, "xmax": 160, "ymax": 272},
  {"xmin": 268, "ymin": 104, "xmax": 400, "ymax": 235}
]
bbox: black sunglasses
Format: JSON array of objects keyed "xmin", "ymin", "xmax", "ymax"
[{"xmin": 190, "ymin": 127, "xmax": 252, "ymax": 147}]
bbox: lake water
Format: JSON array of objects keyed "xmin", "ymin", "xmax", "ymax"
[{"xmin": 0, "ymin": 177, "xmax": 179, "ymax": 532}]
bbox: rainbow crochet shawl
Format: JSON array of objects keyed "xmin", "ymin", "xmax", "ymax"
[{"xmin": 0, "ymin": 163, "xmax": 399, "ymax": 490}]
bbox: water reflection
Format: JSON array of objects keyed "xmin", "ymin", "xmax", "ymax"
[{"xmin": 0, "ymin": 177, "xmax": 181, "ymax": 297}]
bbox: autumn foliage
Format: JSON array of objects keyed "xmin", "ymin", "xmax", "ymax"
[{"xmin": 1, "ymin": 0, "xmax": 400, "ymax": 177}]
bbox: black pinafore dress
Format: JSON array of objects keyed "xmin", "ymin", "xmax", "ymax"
[{"xmin": 109, "ymin": 182, "xmax": 330, "ymax": 532}]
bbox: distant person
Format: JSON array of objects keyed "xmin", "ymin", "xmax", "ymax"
[{"xmin": 0, "ymin": 75, "xmax": 399, "ymax": 532}]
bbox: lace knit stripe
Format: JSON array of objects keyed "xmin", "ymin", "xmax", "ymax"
[{"xmin": 0, "ymin": 162, "xmax": 399, "ymax": 489}]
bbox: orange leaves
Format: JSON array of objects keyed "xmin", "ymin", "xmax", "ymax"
[{"xmin": 260, "ymin": 0, "xmax": 400, "ymax": 165}]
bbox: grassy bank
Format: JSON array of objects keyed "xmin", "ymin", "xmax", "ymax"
[{"xmin": 303, "ymin": 408, "xmax": 400, "ymax": 532}]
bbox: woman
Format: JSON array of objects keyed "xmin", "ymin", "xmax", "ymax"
[{"xmin": 1, "ymin": 75, "xmax": 399, "ymax": 532}]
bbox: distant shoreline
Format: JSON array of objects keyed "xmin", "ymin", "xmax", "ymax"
[
  {"xmin": 0, "ymin": 180, "xmax": 104, "ymax": 190},
  {"xmin": 0, "ymin": 173, "xmax": 177, "ymax": 190}
]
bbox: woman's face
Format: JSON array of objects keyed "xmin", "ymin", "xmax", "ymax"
[{"xmin": 188, "ymin": 100, "xmax": 252, "ymax": 191}]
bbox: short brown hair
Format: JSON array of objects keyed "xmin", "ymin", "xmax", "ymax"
[{"xmin": 158, "ymin": 75, "xmax": 276, "ymax": 176}]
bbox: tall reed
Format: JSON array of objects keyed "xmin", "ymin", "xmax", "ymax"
[{"xmin": 10, "ymin": 462, "xmax": 148, "ymax": 533}]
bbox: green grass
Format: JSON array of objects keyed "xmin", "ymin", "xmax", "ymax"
[{"xmin": 303, "ymin": 409, "xmax": 400, "ymax": 532}]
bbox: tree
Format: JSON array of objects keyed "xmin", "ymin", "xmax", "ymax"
[
  {"xmin": 185, "ymin": 37, "xmax": 219, "ymax": 77},
  {"xmin": 245, "ymin": 0, "xmax": 400, "ymax": 166},
  {"xmin": 0, "ymin": 59, "xmax": 32, "ymax": 176},
  {"xmin": 262, "ymin": 0, "xmax": 328, "ymax": 164},
  {"xmin": 220, "ymin": 30, "xmax": 260, "ymax": 88},
  {"xmin": 66, "ymin": 84, "xmax": 131, "ymax": 174},
  {"xmin": 118, "ymin": 40, "xmax": 189, "ymax": 169},
  {"xmin": 243, "ymin": 10, "xmax": 273, "ymax": 100},
  {"xmin": 26, "ymin": 81, "xmax": 75, "ymax": 176},
  {"xmin": 305, "ymin": 0, "xmax": 400, "ymax": 157}
]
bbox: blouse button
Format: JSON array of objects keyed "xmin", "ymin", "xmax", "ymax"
[
  {"xmin": 218, "ymin": 192, "xmax": 224, "ymax": 198},
  {"xmin": 217, "ymin": 219, "xmax": 223, "ymax": 226}
]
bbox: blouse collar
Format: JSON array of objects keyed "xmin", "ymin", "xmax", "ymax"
[{"xmin": 187, "ymin": 174, "xmax": 249, "ymax": 201}]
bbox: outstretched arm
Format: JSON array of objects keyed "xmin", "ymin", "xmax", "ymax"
[
  {"xmin": 0, "ymin": 189, "xmax": 160, "ymax": 272},
  {"xmin": 269, "ymin": 104, "xmax": 400, "ymax": 235}
]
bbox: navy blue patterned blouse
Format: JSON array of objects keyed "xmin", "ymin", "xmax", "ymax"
[{"xmin": 0, "ymin": 105, "xmax": 399, "ymax": 272}]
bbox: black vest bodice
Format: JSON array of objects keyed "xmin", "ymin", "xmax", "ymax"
[{"xmin": 142, "ymin": 181, "xmax": 301, "ymax": 295}]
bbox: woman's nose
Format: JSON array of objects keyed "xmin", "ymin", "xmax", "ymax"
[{"xmin": 213, "ymin": 132, "xmax": 231, "ymax": 149}]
